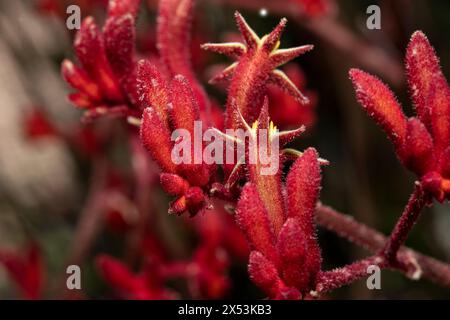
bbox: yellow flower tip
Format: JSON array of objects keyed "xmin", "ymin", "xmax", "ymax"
[
  {"xmin": 251, "ymin": 120, "xmax": 259, "ymax": 131},
  {"xmin": 269, "ymin": 121, "xmax": 278, "ymax": 133},
  {"xmin": 274, "ymin": 40, "xmax": 281, "ymax": 51}
]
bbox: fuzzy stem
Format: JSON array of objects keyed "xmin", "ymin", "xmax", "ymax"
[
  {"xmin": 316, "ymin": 203, "xmax": 450, "ymax": 289},
  {"xmin": 382, "ymin": 184, "xmax": 431, "ymax": 264},
  {"xmin": 315, "ymin": 255, "xmax": 387, "ymax": 294}
]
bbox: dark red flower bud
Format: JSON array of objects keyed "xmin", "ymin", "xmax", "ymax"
[
  {"xmin": 74, "ymin": 17, "xmax": 123, "ymax": 102},
  {"xmin": 160, "ymin": 173, "xmax": 189, "ymax": 196},
  {"xmin": 401, "ymin": 118, "xmax": 434, "ymax": 175},
  {"xmin": 185, "ymin": 186, "xmax": 206, "ymax": 215},
  {"xmin": 349, "ymin": 68, "xmax": 407, "ymax": 150}
]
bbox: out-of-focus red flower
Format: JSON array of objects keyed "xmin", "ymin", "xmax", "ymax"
[
  {"xmin": 23, "ymin": 108, "xmax": 58, "ymax": 140},
  {"xmin": 192, "ymin": 208, "xmax": 249, "ymax": 261},
  {"xmin": 0, "ymin": 243, "xmax": 44, "ymax": 300},
  {"xmin": 350, "ymin": 31, "xmax": 450, "ymax": 202},
  {"xmin": 104, "ymin": 195, "xmax": 139, "ymax": 233},
  {"xmin": 96, "ymin": 239, "xmax": 232, "ymax": 299},
  {"xmin": 96, "ymin": 254, "xmax": 176, "ymax": 299},
  {"xmin": 22, "ymin": 104, "xmax": 106, "ymax": 159},
  {"xmin": 290, "ymin": 0, "xmax": 335, "ymax": 18},
  {"xmin": 190, "ymin": 245, "xmax": 230, "ymax": 299},
  {"xmin": 70, "ymin": 125, "xmax": 102, "ymax": 158},
  {"xmin": 268, "ymin": 64, "xmax": 317, "ymax": 129}
]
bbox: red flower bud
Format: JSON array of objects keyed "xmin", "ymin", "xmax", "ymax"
[
  {"xmin": 248, "ymin": 251, "xmax": 281, "ymax": 298},
  {"xmin": 75, "ymin": 17, "xmax": 123, "ymax": 102},
  {"xmin": 286, "ymin": 148, "xmax": 321, "ymax": 236},
  {"xmin": 352, "ymin": 31, "xmax": 450, "ymax": 201},
  {"xmin": 401, "ymin": 118, "xmax": 434, "ymax": 175},
  {"xmin": 160, "ymin": 173, "xmax": 189, "ymax": 196},
  {"xmin": 406, "ymin": 31, "xmax": 448, "ymax": 129},
  {"xmin": 349, "ymin": 68, "xmax": 407, "ymax": 149},
  {"xmin": 185, "ymin": 186, "xmax": 206, "ymax": 215},
  {"xmin": 137, "ymin": 60, "xmax": 170, "ymax": 126}
]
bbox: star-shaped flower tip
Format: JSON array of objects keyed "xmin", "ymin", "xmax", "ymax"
[{"xmin": 201, "ymin": 12, "xmax": 313, "ymax": 106}]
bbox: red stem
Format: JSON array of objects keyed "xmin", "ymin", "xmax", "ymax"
[
  {"xmin": 316, "ymin": 255, "xmax": 387, "ymax": 294},
  {"xmin": 56, "ymin": 158, "xmax": 108, "ymax": 298},
  {"xmin": 382, "ymin": 184, "xmax": 431, "ymax": 264},
  {"xmin": 316, "ymin": 203, "xmax": 450, "ymax": 290}
]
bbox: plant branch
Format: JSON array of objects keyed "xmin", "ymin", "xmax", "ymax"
[
  {"xmin": 55, "ymin": 158, "xmax": 108, "ymax": 298},
  {"xmin": 316, "ymin": 203, "xmax": 450, "ymax": 290},
  {"xmin": 315, "ymin": 255, "xmax": 387, "ymax": 294},
  {"xmin": 382, "ymin": 183, "xmax": 431, "ymax": 264}
]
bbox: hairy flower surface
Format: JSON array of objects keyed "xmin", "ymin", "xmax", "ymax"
[
  {"xmin": 138, "ymin": 61, "xmax": 213, "ymax": 215},
  {"xmin": 61, "ymin": 0, "xmax": 141, "ymax": 121},
  {"xmin": 350, "ymin": 31, "xmax": 450, "ymax": 202},
  {"xmin": 236, "ymin": 148, "xmax": 322, "ymax": 299},
  {"xmin": 268, "ymin": 64, "xmax": 317, "ymax": 129},
  {"xmin": 214, "ymin": 99, "xmax": 307, "ymax": 231},
  {"xmin": 157, "ymin": 0, "xmax": 210, "ymax": 122},
  {"xmin": 202, "ymin": 12, "xmax": 313, "ymax": 130}
]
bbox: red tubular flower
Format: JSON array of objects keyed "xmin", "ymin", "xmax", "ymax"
[
  {"xmin": 236, "ymin": 148, "xmax": 322, "ymax": 299},
  {"xmin": 0, "ymin": 243, "xmax": 44, "ymax": 300},
  {"xmin": 202, "ymin": 12, "xmax": 313, "ymax": 180},
  {"xmin": 350, "ymin": 31, "xmax": 450, "ymax": 202},
  {"xmin": 138, "ymin": 60, "xmax": 213, "ymax": 216},
  {"xmin": 214, "ymin": 98, "xmax": 323, "ymax": 234},
  {"xmin": 202, "ymin": 12, "xmax": 313, "ymax": 130},
  {"xmin": 61, "ymin": 0, "xmax": 142, "ymax": 121}
]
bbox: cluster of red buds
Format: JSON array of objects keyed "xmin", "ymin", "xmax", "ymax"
[
  {"xmin": 138, "ymin": 62, "xmax": 214, "ymax": 216},
  {"xmin": 96, "ymin": 206, "xmax": 247, "ymax": 299},
  {"xmin": 350, "ymin": 31, "xmax": 450, "ymax": 202},
  {"xmin": 61, "ymin": 0, "xmax": 142, "ymax": 121},
  {"xmin": 237, "ymin": 148, "xmax": 322, "ymax": 299}
]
